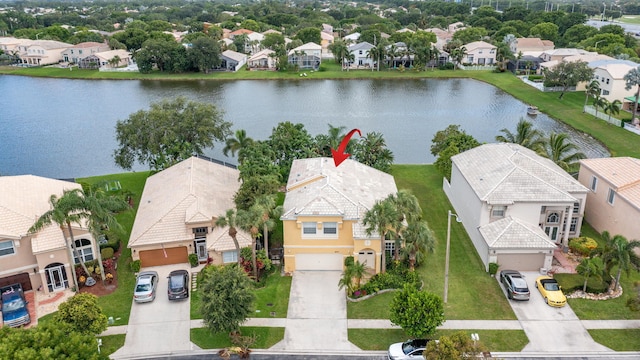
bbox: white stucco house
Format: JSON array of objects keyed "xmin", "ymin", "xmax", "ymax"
[
  {"xmin": 443, "ymin": 143, "xmax": 589, "ymax": 272},
  {"xmin": 348, "ymin": 41, "xmax": 375, "ymax": 68}
]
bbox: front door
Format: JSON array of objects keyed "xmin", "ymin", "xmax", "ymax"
[
  {"xmin": 195, "ymin": 240, "xmax": 207, "ymax": 262},
  {"xmin": 545, "ymin": 226, "xmax": 559, "ymax": 242},
  {"xmin": 47, "ymin": 266, "xmax": 65, "ymax": 291}
]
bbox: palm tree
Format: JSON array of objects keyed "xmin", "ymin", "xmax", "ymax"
[
  {"xmin": 214, "ymin": 209, "xmax": 243, "ymax": 266},
  {"xmin": 367, "ymin": 46, "xmax": 382, "ymax": 72},
  {"xmin": 386, "ymin": 44, "xmax": 398, "ymax": 70},
  {"xmin": 604, "ymin": 99, "xmax": 622, "ymax": 123},
  {"xmin": 601, "ymin": 231, "xmax": 640, "ymax": 291},
  {"xmin": 349, "ymin": 260, "xmax": 368, "ymax": 289},
  {"xmin": 388, "ymin": 190, "xmax": 422, "ymax": 260},
  {"xmin": 223, "ymin": 129, "xmax": 254, "ymax": 163},
  {"xmin": 428, "ymin": 46, "xmax": 439, "ymax": 70},
  {"xmin": 593, "ymin": 95, "xmax": 607, "ymax": 118},
  {"xmin": 543, "ymin": 133, "xmax": 587, "ymax": 173},
  {"xmin": 328, "ymin": 40, "xmax": 348, "ymax": 70},
  {"xmin": 252, "ymin": 194, "xmax": 282, "ymax": 260},
  {"xmin": 575, "ymin": 257, "xmax": 604, "ymax": 293},
  {"xmin": 108, "ymin": 55, "xmax": 121, "ymax": 68},
  {"xmin": 344, "ymin": 51, "xmax": 355, "ymax": 72},
  {"xmin": 401, "ymin": 220, "xmax": 435, "ymax": 271},
  {"xmin": 451, "ymin": 46, "xmax": 466, "ymax": 70},
  {"xmin": 584, "ymin": 80, "xmax": 601, "ymax": 112},
  {"xmin": 495, "ymin": 118, "xmax": 545, "ymax": 152},
  {"xmin": 363, "ymin": 199, "xmax": 399, "ymax": 273},
  {"xmin": 29, "ymin": 189, "xmax": 91, "ymax": 288},
  {"xmin": 624, "ymin": 65, "xmax": 640, "ymax": 123},
  {"xmin": 237, "ymin": 207, "xmax": 261, "ymax": 280}
]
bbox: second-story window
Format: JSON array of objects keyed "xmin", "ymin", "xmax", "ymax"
[
  {"xmin": 323, "ymin": 222, "xmax": 337, "ymax": 235},
  {"xmin": 590, "ymin": 176, "xmax": 598, "ymax": 192},
  {"xmin": 607, "ymin": 188, "xmax": 616, "ymax": 205},
  {"xmin": 302, "ymin": 222, "xmax": 316, "ymax": 235},
  {"xmin": 0, "ymin": 240, "xmax": 15, "ymax": 256},
  {"xmin": 491, "ymin": 206, "xmax": 506, "ymax": 218},
  {"xmin": 547, "ymin": 212, "xmax": 560, "ymax": 224}
]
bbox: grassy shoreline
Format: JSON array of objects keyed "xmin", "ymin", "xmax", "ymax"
[{"xmin": 3, "ymin": 62, "xmax": 638, "ymax": 159}]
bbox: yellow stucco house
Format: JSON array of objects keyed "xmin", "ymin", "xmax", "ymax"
[{"xmin": 281, "ymin": 157, "xmax": 398, "ymax": 273}]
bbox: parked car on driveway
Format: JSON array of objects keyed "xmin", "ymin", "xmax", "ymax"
[
  {"xmin": 500, "ymin": 270, "xmax": 530, "ymax": 301},
  {"xmin": 167, "ymin": 270, "xmax": 189, "ymax": 300},
  {"xmin": 388, "ymin": 338, "xmax": 430, "ymax": 359},
  {"xmin": 535, "ymin": 276, "xmax": 566, "ymax": 307},
  {"xmin": 134, "ymin": 271, "xmax": 158, "ymax": 303}
]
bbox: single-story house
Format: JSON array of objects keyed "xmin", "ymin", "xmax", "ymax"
[
  {"xmin": 248, "ymin": 49, "xmax": 276, "ymax": 70},
  {"xmin": 281, "ymin": 157, "xmax": 398, "ymax": 273},
  {"xmin": 128, "ymin": 157, "xmax": 251, "ymax": 267},
  {"xmin": 443, "ymin": 143, "xmax": 588, "ymax": 272},
  {"xmin": 220, "ymin": 50, "xmax": 247, "ymax": 71}
]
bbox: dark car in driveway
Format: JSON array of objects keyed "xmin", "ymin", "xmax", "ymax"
[
  {"xmin": 500, "ymin": 270, "xmax": 530, "ymax": 301},
  {"xmin": 167, "ymin": 270, "xmax": 189, "ymax": 300}
]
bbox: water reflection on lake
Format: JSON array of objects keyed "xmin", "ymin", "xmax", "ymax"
[{"xmin": 0, "ymin": 75, "xmax": 608, "ymax": 179}]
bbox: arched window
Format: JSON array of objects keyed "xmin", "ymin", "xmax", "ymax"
[
  {"xmin": 73, "ymin": 238, "xmax": 94, "ymax": 264},
  {"xmin": 547, "ymin": 212, "xmax": 560, "ymax": 224}
]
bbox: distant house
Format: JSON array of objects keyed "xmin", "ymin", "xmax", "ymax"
[
  {"xmin": 281, "ymin": 158, "xmax": 398, "ymax": 273},
  {"xmin": 248, "ymin": 49, "xmax": 276, "ymax": 70},
  {"xmin": 540, "ymin": 48, "xmax": 594, "ymax": 63},
  {"xmin": 320, "ymin": 31, "xmax": 334, "ymax": 58},
  {"xmin": 16, "ymin": 39, "xmax": 71, "ymax": 66},
  {"xmin": 220, "ymin": 50, "xmax": 247, "ymax": 71},
  {"xmin": 288, "ymin": 42, "xmax": 322, "ymax": 70},
  {"xmin": 348, "ymin": 41, "xmax": 375, "ymax": 68},
  {"xmin": 578, "ymin": 157, "xmax": 640, "ymax": 242},
  {"xmin": 509, "ymin": 37, "xmax": 554, "ymax": 55},
  {"xmin": 444, "ymin": 143, "xmax": 588, "ymax": 271},
  {"xmin": 60, "ymin": 42, "xmax": 109, "ymax": 64},
  {"xmin": 507, "ymin": 54, "xmax": 543, "ymax": 74},
  {"xmin": 78, "ymin": 49, "xmax": 131, "ymax": 69},
  {"xmin": 591, "ymin": 60, "xmax": 639, "ymax": 102},
  {"xmin": 343, "ymin": 32, "xmax": 360, "ymax": 43},
  {"xmin": 129, "ymin": 157, "xmax": 251, "ymax": 267},
  {"xmin": 463, "ymin": 41, "xmax": 496, "ymax": 65}
]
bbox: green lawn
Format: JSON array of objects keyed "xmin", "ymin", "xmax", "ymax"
[
  {"xmin": 589, "ymin": 329, "xmax": 640, "ymax": 351},
  {"xmin": 348, "ymin": 329, "xmax": 528, "ymax": 352},
  {"xmin": 348, "ymin": 165, "xmax": 516, "ymax": 320},
  {"xmin": 191, "ymin": 270, "xmax": 292, "ymax": 320},
  {"xmin": 77, "ymin": 171, "xmax": 150, "ymax": 325},
  {"xmin": 190, "ymin": 327, "xmax": 284, "ymax": 349},
  {"xmin": 99, "ymin": 334, "xmax": 126, "ymax": 356},
  {"xmin": 618, "ymin": 16, "xmax": 640, "ymax": 25}
]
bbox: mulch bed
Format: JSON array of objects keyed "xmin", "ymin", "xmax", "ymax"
[{"xmin": 78, "ymin": 248, "xmax": 122, "ymax": 297}]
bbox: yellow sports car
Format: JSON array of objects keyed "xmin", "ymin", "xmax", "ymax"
[{"xmin": 535, "ymin": 276, "xmax": 567, "ymax": 307}]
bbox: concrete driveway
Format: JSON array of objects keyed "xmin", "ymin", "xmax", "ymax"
[
  {"xmin": 272, "ymin": 271, "xmax": 360, "ymax": 351},
  {"xmin": 499, "ymin": 271, "xmax": 612, "ymax": 353},
  {"xmin": 111, "ymin": 264, "xmax": 197, "ymax": 359}
]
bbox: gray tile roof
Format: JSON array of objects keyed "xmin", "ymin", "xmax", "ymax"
[
  {"xmin": 452, "ymin": 143, "xmax": 587, "ymax": 205},
  {"xmin": 282, "ymin": 157, "xmax": 397, "ymax": 237},
  {"xmin": 348, "ymin": 42, "xmax": 374, "ymax": 52},
  {"xmin": 479, "ymin": 216, "xmax": 557, "ymax": 249}
]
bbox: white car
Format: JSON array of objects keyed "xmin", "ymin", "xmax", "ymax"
[
  {"xmin": 388, "ymin": 338, "xmax": 430, "ymax": 359},
  {"xmin": 134, "ymin": 271, "xmax": 158, "ymax": 303}
]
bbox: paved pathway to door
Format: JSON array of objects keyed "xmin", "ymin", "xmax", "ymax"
[{"xmin": 270, "ymin": 271, "xmax": 360, "ymax": 351}]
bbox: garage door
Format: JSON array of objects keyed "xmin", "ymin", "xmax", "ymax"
[
  {"xmin": 0, "ymin": 273, "xmax": 32, "ymax": 291},
  {"xmin": 295, "ymin": 254, "xmax": 343, "ymax": 271},
  {"xmin": 497, "ymin": 253, "xmax": 545, "ymax": 271},
  {"xmin": 139, "ymin": 247, "xmax": 188, "ymax": 267}
]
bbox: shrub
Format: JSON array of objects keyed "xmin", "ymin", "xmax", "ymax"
[
  {"xmin": 488, "ymin": 262, "xmax": 499, "ymax": 276},
  {"xmin": 189, "ymin": 253, "xmax": 199, "ymax": 267},
  {"xmin": 439, "ymin": 62, "xmax": 455, "ymax": 70},
  {"xmin": 555, "ymin": 273, "xmax": 610, "ymax": 294},
  {"xmin": 344, "ymin": 256, "xmax": 354, "ymax": 267},
  {"xmin": 130, "ymin": 259, "xmax": 141, "ymax": 273},
  {"xmin": 101, "ymin": 247, "xmax": 114, "ymax": 260},
  {"xmin": 528, "ymin": 75, "xmax": 543, "ymax": 81},
  {"xmin": 569, "ymin": 237, "xmax": 599, "ymax": 257}
]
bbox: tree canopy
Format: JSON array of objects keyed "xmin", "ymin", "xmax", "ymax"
[
  {"xmin": 389, "ymin": 284, "xmax": 445, "ymax": 338},
  {"xmin": 54, "ymin": 293, "xmax": 108, "ymax": 335},
  {"xmin": 114, "ymin": 97, "xmax": 232, "ymax": 171}
]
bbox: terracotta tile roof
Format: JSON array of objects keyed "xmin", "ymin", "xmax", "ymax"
[
  {"xmin": 128, "ymin": 157, "xmax": 240, "ymax": 247},
  {"xmin": 452, "ymin": 144, "xmax": 587, "ymax": 205},
  {"xmin": 479, "ymin": 216, "xmax": 557, "ymax": 249},
  {"xmin": 230, "ymin": 29, "xmax": 254, "ymax": 36},
  {"xmin": 580, "ymin": 157, "xmax": 640, "ymax": 208}
]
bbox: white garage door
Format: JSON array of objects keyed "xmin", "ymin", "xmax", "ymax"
[
  {"xmin": 295, "ymin": 254, "xmax": 344, "ymax": 271},
  {"xmin": 497, "ymin": 253, "xmax": 545, "ymax": 271}
]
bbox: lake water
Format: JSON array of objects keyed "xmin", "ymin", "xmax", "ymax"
[{"xmin": 0, "ymin": 75, "xmax": 609, "ymax": 179}]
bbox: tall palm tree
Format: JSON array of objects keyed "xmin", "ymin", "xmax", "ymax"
[
  {"xmin": 223, "ymin": 129, "xmax": 254, "ymax": 163},
  {"xmin": 252, "ymin": 194, "xmax": 282, "ymax": 260},
  {"xmin": 344, "ymin": 51, "xmax": 355, "ymax": 71},
  {"xmin": 428, "ymin": 45, "xmax": 439, "ymax": 70},
  {"xmin": 604, "ymin": 99, "xmax": 622, "ymax": 123},
  {"xmin": 451, "ymin": 46, "xmax": 466, "ymax": 70},
  {"xmin": 543, "ymin": 133, "xmax": 587, "ymax": 173},
  {"xmin": 575, "ymin": 257, "xmax": 604, "ymax": 293},
  {"xmin": 214, "ymin": 209, "xmax": 243, "ymax": 266},
  {"xmin": 386, "ymin": 44, "xmax": 398, "ymax": 70},
  {"xmin": 593, "ymin": 95, "xmax": 607, "ymax": 118},
  {"xmin": 495, "ymin": 118, "xmax": 545, "ymax": 152},
  {"xmin": 624, "ymin": 65, "xmax": 640, "ymax": 123},
  {"xmin": 367, "ymin": 46, "xmax": 382, "ymax": 72},
  {"xmin": 328, "ymin": 40, "xmax": 348, "ymax": 70},
  {"xmin": 349, "ymin": 260, "xmax": 368, "ymax": 289},
  {"xmin": 363, "ymin": 199, "xmax": 399, "ymax": 273},
  {"xmin": 401, "ymin": 220, "xmax": 435, "ymax": 271},
  {"xmin": 237, "ymin": 207, "xmax": 261, "ymax": 280},
  {"xmin": 388, "ymin": 190, "xmax": 422, "ymax": 260},
  {"xmin": 584, "ymin": 80, "xmax": 601, "ymax": 112},
  {"xmin": 29, "ymin": 189, "xmax": 91, "ymax": 288},
  {"xmin": 601, "ymin": 231, "xmax": 640, "ymax": 291}
]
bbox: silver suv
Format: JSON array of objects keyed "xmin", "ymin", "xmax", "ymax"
[{"xmin": 500, "ymin": 270, "xmax": 530, "ymax": 301}]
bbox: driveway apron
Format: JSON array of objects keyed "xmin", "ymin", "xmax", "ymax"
[
  {"xmin": 111, "ymin": 264, "xmax": 195, "ymax": 359},
  {"xmin": 272, "ymin": 271, "xmax": 360, "ymax": 351},
  {"xmin": 501, "ymin": 271, "xmax": 612, "ymax": 353}
]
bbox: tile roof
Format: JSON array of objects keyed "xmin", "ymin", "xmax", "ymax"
[
  {"xmin": 248, "ymin": 49, "xmax": 274, "ymax": 61},
  {"xmin": 128, "ymin": 157, "xmax": 240, "ymax": 247},
  {"xmin": 221, "ymin": 50, "xmax": 247, "ymax": 62},
  {"xmin": 349, "ymin": 41, "xmax": 374, "ymax": 52},
  {"xmin": 452, "ymin": 144, "xmax": 587, "ymax": 205},
  {"xmin": 464, "ymin": 41, "xmax": 496, "ymax": 51},
  {"xmin": 479, "ymin": 216, "xmax": 557, "ymax": 249},
  {"xmin": 282, "ymin": 158, "xmax": 398, "ymax": 238},
  {"xmin": 0, "ymin": 175, "xmax": 82, "ymax": 252},
  {"xmin": 71, "ymin": 42, "xmax": 105, "ymax": 48},
  {"xmin": 596, "ymin": 62, "xmax": 638, "ymax": 79},
  {"xmin": 580, "ymin": 157, "xmax": 640, "ymax": 209},
  {"xmin": 208, "ymin": 226, "xmax": 252, "ymax": 252}
]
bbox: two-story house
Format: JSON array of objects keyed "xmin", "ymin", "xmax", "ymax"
[
  {"xmin": 590, "ymin": 60, "xmax": 638, "ymax": 102},
  {"xmin": 18, "ymin": 39, "xmax": 71, "ymax": 66},
  {"xmin": 61, "ymin": 42, "xmax": 109, "ymax": 64},
  {"xmin": 288, "ymin": 42, "xmax": 322, "ymax": 70},
  {"xmin": 578, "ymin": 157, "xmax": 640, "ymax": 242},
  {"xmin": 281, "ymin": 158, "xmax": 398, "ymax": 273},
  {"xmin": 443, "ymin": 144, "xmax": 588, "ymax": 271},
  {"xmin": 128, "ymin": 157, "xmax": 251, "ymax": 267},
  {"xmin": 348, "ymin": 41, "xmax": 375, "ymax": 68},
  {"xmin": 463, "ymin": 41, "xmax": 496, "ymax": 65},
  {"xmin": 0, "ymin": 175, "xmax": 97, "ymax": 294}
]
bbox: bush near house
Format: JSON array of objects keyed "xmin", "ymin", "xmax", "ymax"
[
  {"xmin": 569, "ymin": 237, "xmax": 599, "ymax": 257},
  {"xmin": 355, "ymin": 264, "xmax": 421, "ymax": 298},
  {"xmin": 555, "ymin": 273, "xmax": 610, "ymax": 294}
]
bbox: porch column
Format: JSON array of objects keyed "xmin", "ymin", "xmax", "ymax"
[{"xmin": 561, "ymin": 206, "xmax": 571, "ymax": 249}]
